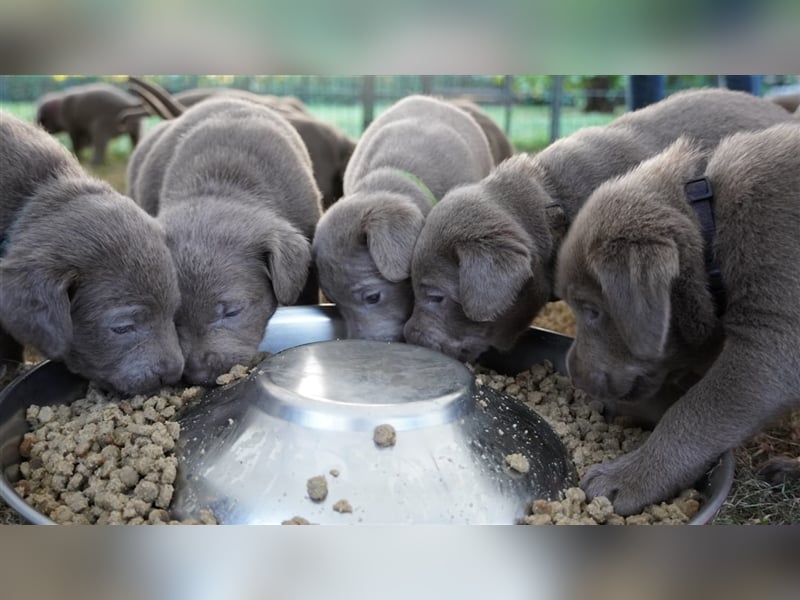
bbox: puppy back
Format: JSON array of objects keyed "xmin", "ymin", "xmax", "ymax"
[
  {"xmin": 148, "ymin": 98, "xmax": 321, "ymax": 238},
  {"xmin": 707, "ymin": 123, "xmax": 800, "ymax": 267},
  {"xmin": 343, "ymin": 95, "xmax": 493, "ymax": 199},
  {"xmin": 614, "ymin": 88, "xmax": 793, "ymax": 151}
]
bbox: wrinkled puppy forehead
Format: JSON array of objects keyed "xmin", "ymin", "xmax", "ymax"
[
  {"xmin": 555, "ymin": 181, "xmax": 633, "ymax": 302},
  {"xmin": 69, "ymin": 193, "xmax": 180, "ymax": 307},
  {"xmin": 312, "ymin": 195, "xmax": 371, "ymax": 256},
  {"xmin": 413, "ymin": 185, "xmax": 483, "ymax": 260}
]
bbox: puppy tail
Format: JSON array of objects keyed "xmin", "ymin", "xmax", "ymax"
[{"xmin": 127, "ymin": 76, "xmax": 186, "ymax": 120}]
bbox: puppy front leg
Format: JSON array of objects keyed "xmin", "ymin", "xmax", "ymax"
[{"xmin": 581, "ymin": 341, "xmax": 798, "ymax": 515}]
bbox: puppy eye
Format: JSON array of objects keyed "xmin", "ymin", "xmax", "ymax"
[
  {"xmin": 111, "ymin": 324, "xmax": 136, "ymax": 335},
  {"xmin": 364, "ymin": 292, "xmax": 381, "ymax": 305},
  {"xmin": 427, "ymin": 293, "xmax": 445, "ymax": 304},
  {"xmin": 215, "ymin": 303, "xmax": 244, "ymax": 320},
  {"xmin": 583, "ymin": 304, "xmax": 601, "ymax": 322}
]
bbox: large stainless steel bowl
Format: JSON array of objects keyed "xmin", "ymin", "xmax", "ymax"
[{"xmin": 0, "ymin": 305, "xmax": 734, "ymax": 524}]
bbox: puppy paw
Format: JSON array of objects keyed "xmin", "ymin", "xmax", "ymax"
[
  {"xmin": 580, "ymin": 448, "xmax": 677, "ymax": 516},
  {"xmin": 757, "ymin": 456, "xmax": 800, "ymax": 486}
]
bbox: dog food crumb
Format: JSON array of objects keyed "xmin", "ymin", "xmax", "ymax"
[
  {"xmin": 215, "ymin": 364, "xmax": 251, "ymax": 386},
  {"xmin": 282, "ymin": 516, "xmax": 312, "ymax": 525},
  {"xmin": 329, "ymin": 469, "xmax": 340, "ymax": 478},
  {"xmin": 505, "ymin": 453, "xmax": 530, "ymax": 474},
  {"xmin": 522, "ymin": 487, "xmax": 695, "ymax": 526},
  {"xmin": 474, "ymin": 361, "xmax": 706, "ymax": 526},
  {"xmin": 333, "ymin": 499, "xmax": 353, "ymax": 513},
  {"xmin": 11, "ymin": 363, "xmax": 254, "ymax": 525},
  {"xmin": 373, "ymin": 424, "xmax": 396, "ymax": 447},
  {"xmin": 307, "ymin": 475, "xmax": 328, "ymax": 502}
]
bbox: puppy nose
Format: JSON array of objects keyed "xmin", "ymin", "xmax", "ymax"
[
  {"xmin": 158, "ymin": 353, "xmax": 185, "ymax": 385},
  {"xmin": 567, "ymin": 346, "xmax": 609, "ymax": 395},
  {"xmin": 572, "ymin": 368, "xmax": 609, "ymax": 396},
  {"xmin": 183, "ymin": 352, "xmax": 220, "ymax": 386},
  {"xmin": 403, "ymin": 322, "xmax": 421, "ymax": 346}
]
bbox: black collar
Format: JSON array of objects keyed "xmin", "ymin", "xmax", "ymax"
[{"xmin": 684, "ymin": 176, "xmax": 726, "ymax": 317}]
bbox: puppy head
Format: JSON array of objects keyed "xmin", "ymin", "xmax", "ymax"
[
  {"xmin": 35, "ymin": 94, "xmax": 63, "ymax": 133},
  {"xmin": 403, "ymin": 182, "xmax": 548, "ymax": 362},
  {"xmin": 313, "ymin": 193, "xmax": 424, "ymax": 342},
  {"xmin": 0, "ymin": 187, "xmax": 184, "ymax": 396},
  {"xmin": 556, "ymin": 137, "xmax": 715, "ymax": 414},
  {"xmin": 164, "ymin": 206, "xmax": 312, "ymax": 385}
]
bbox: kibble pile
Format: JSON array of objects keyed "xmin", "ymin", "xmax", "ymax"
[
  {"xmin": 473, "ymin": 361, "xmax": 702, "ymax": 525},
  {"xmin": 9, "ymin": 351, "xmax": 702, "ymax": 525},
  {"xmin": 532, "ymin": 301, "xmax": 577, "ymax": 337},
  {"xmin": 12, "ymin": 364, "xmax": 252, "ymax": 525}
]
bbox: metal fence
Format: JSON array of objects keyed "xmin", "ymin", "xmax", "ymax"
[{"xmin": 1, "ymin": 75, "xmax": 797, "ymax": 152}]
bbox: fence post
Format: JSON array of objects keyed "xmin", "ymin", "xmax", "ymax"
[
  {"xmin": 421, "ymin": 75, "xmax": 433, "ymax": 95},
  {"xmin": 724, "ymin": 75, "xmax": 762, "ymax": 96},
  {"xmin": 503, "ymin": 75, "xmax": 513, "ymax": 135},
  {"xmin": 550, "ymin": 75, "xmax": 564, "ymax": 143},
  {"xmin": 362, "ymin": 76, "xmax": 375, "ymax": 131},
  {"xmin": 628, "ymin": 75, "xmax": 665, "ymax": 110}
]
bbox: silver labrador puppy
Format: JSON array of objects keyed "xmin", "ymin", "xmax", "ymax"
[
  {"xmin": 556, "ymin": 123, "xmax": 800, "ymax": 514},
  {"xmin": 405, "ymin": 88, "xmax": 795, "ymax": 362},
  {"xmin": 127, "ymin": 79, "xmax": 322, "ymax": 385},
  {"xmin": 127, "ymin": 87, "xmax": 355, "ymax": 213},
  {"xmin": 312, "ymin": 94, "xmax": 494, "ymax": 342},
  {"xmin": 0, "ymin": 112, "xmax": 183, "ymax": 395}
]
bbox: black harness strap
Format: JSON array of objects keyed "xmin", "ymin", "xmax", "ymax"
[{"xmin": 684, "ymin": 176, "xmax": 726, "ymax": 316}]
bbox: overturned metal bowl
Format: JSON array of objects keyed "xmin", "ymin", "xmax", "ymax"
[
  {"xmin": 0, "ymin": 305, "xmax": 733, "ymax": 524},
  {"xmin": 171, "ymin": 339, "xmax": 574, "ymax": 524}
]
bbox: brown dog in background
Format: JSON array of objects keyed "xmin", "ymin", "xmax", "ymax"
[
  {"xmin": 447, "ymin": 98, "xmax": 514, "ymax": 165},
  {"xmin": 35, "ymin": 83, "xmax": 144, "ymax": 165},
  {"xmin": 556, "ymin": 123, "xmax": 800, "ymax": 514}
]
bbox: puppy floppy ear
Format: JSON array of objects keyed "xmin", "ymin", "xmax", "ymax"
[
  {"xmin": 263, "ymin": 228, "xmax": 313, "ymax": 305},
  {"xmin": 456, "ymin": 227, "xmax": 533, "ymax": 322},
  {"xmin": 591, "ymin": 241, "xmax": 680, "ymax": 359},
  {"xmin": 0, "ymin": 262, "xmax": 73, "ymax": 359},
  {"xmin": 362, "ymin": 202, "xmax": 425, "ymax": 282}
]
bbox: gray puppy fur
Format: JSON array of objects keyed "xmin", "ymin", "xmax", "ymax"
[
  {"xmin": 312, "ymin": 94, "xmax": 494, "ymax": 342},
  {"xmin": 404, "ymin": 88, "xmax": 795, "ymax": 362},
  {"xmin": 128, "ymin": 81, "xmax": 322, "ymax": 385},
  {"xmin": 555, "ymin": 123, "xmax": 800, "ymax": 514},
  {"xmin": 448, "ymin": 98, "xmax": 514, "ymax": 165},
  {"xmin": 127, "ymin": 87, "xmax": 355, "ymax": 212},
  {"xmin": 0, "ymin": 112, "xmax": 184, "ymax": 395},
  {"xmin": 35, "ymin": 83, "xmax": 143, "ymax": 166}
]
